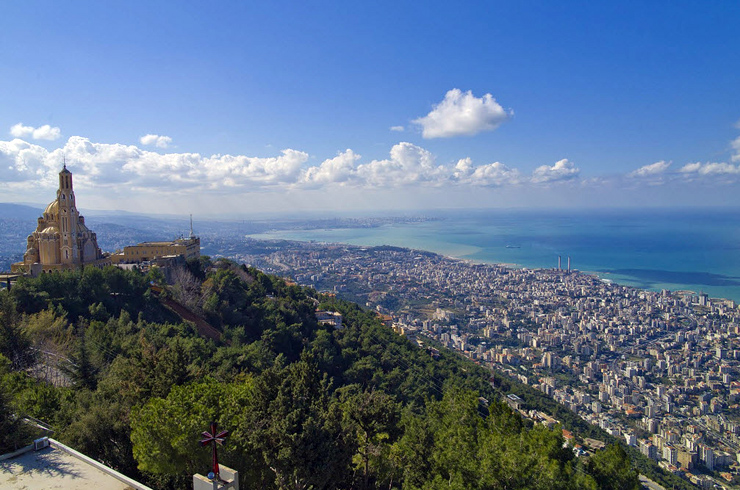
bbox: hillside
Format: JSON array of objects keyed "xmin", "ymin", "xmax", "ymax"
[
  {"xmin": 0, "ymin": 259, "xmax": 645, "ymax": 489},
  {"xmin": 0, "ymin": 203, "xmax": 45, "ymax": 221}
]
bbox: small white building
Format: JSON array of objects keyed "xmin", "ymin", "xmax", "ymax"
[{"xmin": 316, "ymin": 310, "xmax": 343, "ymax": 329}]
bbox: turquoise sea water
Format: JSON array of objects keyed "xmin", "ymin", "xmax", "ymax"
[{"xmin": 248, "ymin": 209, "xmax": 740, "ymax": 303}]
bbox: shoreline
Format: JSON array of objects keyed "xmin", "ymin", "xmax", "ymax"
[{"xmin": 245, "ymin": 235, "xmax": 738, "ymax": 304}]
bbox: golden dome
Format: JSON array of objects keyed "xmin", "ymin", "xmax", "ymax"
[
  {"xmin": 44, "ymin": 199, "xmax": 58, "ymax": 216},
  {"xmin": 41, "ymin": 225, "xmax": 59, "ymax": 234}
]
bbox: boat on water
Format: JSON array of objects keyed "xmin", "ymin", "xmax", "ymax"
[{"xmin": 505, "ymin": 245, "xmax": 521, "ymax": 249}]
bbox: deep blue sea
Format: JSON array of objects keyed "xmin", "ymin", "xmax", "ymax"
[{"xmin": 248, "ymin": 208, "xmax": 740, "ymax": 303}]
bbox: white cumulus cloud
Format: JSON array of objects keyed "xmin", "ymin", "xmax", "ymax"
[
  {"xmin": 10, "ymin": 123, "xmax": 61, "ymax": 140},
  {"xmin": 531, "ymin": 159, "xmax": 580, "ymax": 184},
  {"xmin": 0, "ymin": 135, "xmax": 311, "ymax": 192},
  {"xmin": 732, "ymin": 136, "xmax": 740, "ymax": 162},
  {"xmin": 453, "ymin": 158, "xmax": 521, "ymax": 186},
  {"xmin": 0, "ymin": 138, "xmax": 59, "ymax": 183},
  {"xmin": 0, "ymin": 133, "xmax": 598, "ymax": 198},
  {"xmin": 679, "ymin": 162, "xmax": 740, "ymax": 175},
  {"xmin": 10, "ymin": 123, "xmax": 34, "ymax": 138},
  {"xmin": 33, "ymin": 125, "xmax": 62, "ymax": 140},
  {"xmin": 357, "ymin": 142, "xmax": 445, "ymax": 186},
  {"xmin": 629, "ymin": 160, "xmax": 671, "ymax": 178},
  {"xmin": 389, "ymin": 126, "xmax": 404, "ymax": 132},
  {"xmin": 140, "ymin": 134, "xmax": 173, "ymax": 149},
  {"xmin": 413, "ymin": 89, "xmax": 512, "ymax": 139},
  {"xmin": 304, "ymin": 150, "xmax": 361, "ymax": 186}
]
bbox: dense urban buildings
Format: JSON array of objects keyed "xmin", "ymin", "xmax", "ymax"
[
  {"xmin": 238, "ymin": 239, "xmax": 740, "ymax": 487},
  {"xmin": 3, "ymin": 202, "xmax": 740, "ymax": 486}
]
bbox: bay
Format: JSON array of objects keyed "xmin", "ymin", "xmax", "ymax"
[{"xmin": 247, "ymin": 208, "xmax": 740, "ymax": 303}]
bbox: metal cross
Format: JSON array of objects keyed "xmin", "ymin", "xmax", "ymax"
[{"xmin": 200, "ymin": 422, "xmax": 229, "ymax": 480}]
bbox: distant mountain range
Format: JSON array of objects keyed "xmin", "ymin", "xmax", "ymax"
[
  {"xmin": 0, "ymin": 203, "xmax": 43, "ymax": 221},
  {"xmin": 0, "ymin": 201, "xmax": 445, "ymax": 272}
]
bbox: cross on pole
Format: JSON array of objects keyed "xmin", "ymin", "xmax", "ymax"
[{"xmin": 200, "ymin": 422, "xmax": 229, "ymax": 480}]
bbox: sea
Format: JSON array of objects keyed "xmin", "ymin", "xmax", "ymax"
[{"xmin": 247, "ymin": 208, "xmax": 740, "ymax": 303}]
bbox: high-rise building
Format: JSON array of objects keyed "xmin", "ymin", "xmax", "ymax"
[{"xmin": 12, "ymin": 165, "xmax": 109, "ymax": 275}]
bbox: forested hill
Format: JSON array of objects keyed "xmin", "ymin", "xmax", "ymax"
[{"xmin": 1, "ymin": 259, "xmax": 646, "ymax": 489}]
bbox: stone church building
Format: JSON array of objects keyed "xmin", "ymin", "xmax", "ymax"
[{"xmin": 11, "ymin": 166, "xmax": 110, "ymax": 275}]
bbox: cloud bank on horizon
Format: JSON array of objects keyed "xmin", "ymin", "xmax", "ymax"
[
  {"xmin": 2, "ymin": 90, "xmax": 740, "ymax": 211},
  {"xmin": 0, "ymin": 133, "xmax": 576, "ymax": 191},
  {"xmin": 2, "ymin": 128, "xmax": 739, "ymax": 193}
]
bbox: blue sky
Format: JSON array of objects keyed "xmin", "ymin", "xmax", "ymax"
[{"xmin": 1, "ymin": 1, "xmax": 739, "ymax": 215}]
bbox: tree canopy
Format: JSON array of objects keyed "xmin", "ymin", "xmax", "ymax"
[{"xmin": 0, "ymin": 261, "xmax": 655, "ymax": 489}]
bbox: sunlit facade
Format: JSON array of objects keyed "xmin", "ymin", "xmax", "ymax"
[{"xmin": 11, "ymin": 166, "xmax": 109, "ymax": 275}]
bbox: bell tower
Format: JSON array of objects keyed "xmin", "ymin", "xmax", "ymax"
[
  {"xmin": 57, "ymin": 163, "xmax": 80, "ymax": 264},
  {"xmin": 11, "ymin": 162, "xmax": 109, "ymax": 275}
]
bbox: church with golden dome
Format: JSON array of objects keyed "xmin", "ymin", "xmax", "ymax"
[{"xmin": 11, "ymin": 165, "xmax": 110, "ymax": 275}]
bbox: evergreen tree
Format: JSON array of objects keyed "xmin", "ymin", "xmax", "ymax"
[
  {"xmin": 587, "ymin": 444, "xmax": 641, "ymax": 490},
  {"xmin": 340, "ymin": 386, "xmax": 401, "ymax": 489},
  {"xmin": 0, "ymin": 354, "xmax": 30, "ymax": 453},
  {"xmin": 1, "ymin": 262, "xmax": 652, "ymax": 489},
  {"xmin": 0, "ymin": 387, "xmax": 24, "ymax": 453},
  {"xmin": 60, "ymin": 328, "xmax": 99, "ymax": 390},
  {"xmin": 0, "ymin": 291, "xmax": 33, "ymax": 369}
]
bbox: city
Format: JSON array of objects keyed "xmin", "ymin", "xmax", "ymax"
[
  {"xmin": 3, "ymin": 2, "xmax": 740, "ymax": 488},
  {"xmin": 235, "ymin": 238, "xmax": 740, "ymax": 487},
  {"xmin": 4, "ymin": 195, "xmax": 740, "ymax": 486}
]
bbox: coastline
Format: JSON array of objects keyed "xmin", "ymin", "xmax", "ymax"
[
  {"xmin": 245, "ymin": 235, "xmax": 737, "ymax": 305},
  {"xmin": 244, "ymin": 208, "xmax": 740, "ymax": 304},
  {"xmin": 245, "ymin": 229, "xmax": 740, "ymax": 304}
]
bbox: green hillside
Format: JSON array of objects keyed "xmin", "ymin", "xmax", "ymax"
[{"xmin": 1, "ymin": 259, "xmax": 644, "ymax": 489}]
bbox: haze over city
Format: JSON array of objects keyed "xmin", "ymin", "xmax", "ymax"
[{"xmin": 1, "ymin": 1, "xmax": 739, "ymax": 215}]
